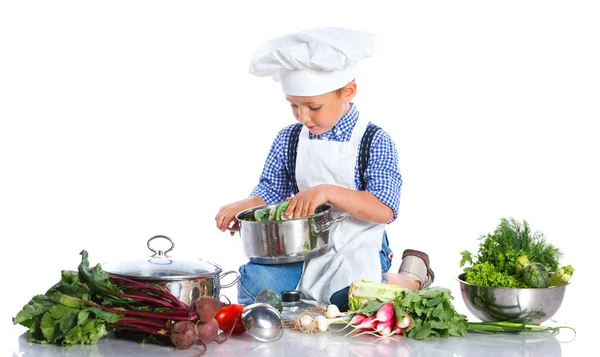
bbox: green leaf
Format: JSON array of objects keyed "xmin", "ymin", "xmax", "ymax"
[
  {"xmin": 354, "ymin": 299, "xmax": 385, "ymax": 317},
  {"xmin": 86, "ymin": 307, "xmax": 121, "ymax": 324},
  {"xmin": 392, "ymin": 300, "xmax": 408, "ymax": 322},
  {"xmin": 41, "ymin": 312, "xmax": 59, "ymax": 343},
  {"xmin": 63, "ymin": 319, "xmax": 108, "ymax": 346},
  {"xmin": 392, "ymin": 287, "xmax": 471, "ymax": 340},
  {"xmin": 46, "ymin": 290, "xmax": 87, "ymax": 309},
  {"xmin": 423, "ymin": 296, "xmax": 444, "ymax": 308},
  {"xmin": 40, "ymin": 305, "xmax": 81, "ymax": 343},
  {"xmin": 428, "ymin": 319, "xmax": 449, "ymax": 330},
  {"xmin": 78, "ymin": 250, "xmax": 122, "ymax": 295},
  {"xmin": 46, "ymin": 270, "xmax": 92, "ymax": 301},
  {"xmin": 13, "ymin": 295, "xmax": 54, "ymax": 325},
  {"xmin": 26, "ymin": 318, "xmax": 47, "ymax": 344},
  {"xmin": 460, "ymin": 250, "xmax": 473, "ymax": 267},
  {"xmin": 431, "ymin": 301, "xmax": 451, "ymax": 321},
  {"xmin": 411, "ymin": 321, "xmax": 435, "ymax": 340}
]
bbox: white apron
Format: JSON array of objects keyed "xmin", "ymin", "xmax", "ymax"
[{"xmin": 296, "ymin": 115, "xmax": 386, "ymax": 304}]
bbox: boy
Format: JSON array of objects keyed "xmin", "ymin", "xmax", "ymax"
[{"xmin": 215, "ymin": 27, "xmax": 433, "ymax": 309}]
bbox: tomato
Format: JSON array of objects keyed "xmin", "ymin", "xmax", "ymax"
[{"xmin": 215, "ymin": 304, "xmax": 246, "ymax": 334}]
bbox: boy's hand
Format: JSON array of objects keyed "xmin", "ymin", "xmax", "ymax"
[
  {"xmin": 215, "ymin": 196, "xmax": 265, "ymax": 236},
  {"xmin": 285, "ymin": 184, "xmax": 330, "ymax": 219}
]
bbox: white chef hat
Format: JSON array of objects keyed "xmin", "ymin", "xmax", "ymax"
[{"xmin": 249, "ymin": 27, "xmax": 380, "ymax": 96}]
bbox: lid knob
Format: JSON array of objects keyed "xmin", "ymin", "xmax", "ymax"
[{"xmin": 147, "ymin": 235, "xmax": 175, "ymax": 257}]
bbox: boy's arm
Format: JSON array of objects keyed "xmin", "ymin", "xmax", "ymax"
[{"xmin": 327, "ymin": 186, "xmax": 395, "ymax": 223}]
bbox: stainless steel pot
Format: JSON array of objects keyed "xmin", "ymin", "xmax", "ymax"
[
  {"xmin": 102, "ymin": 235, "xmax": 239, "ymax": 306},
  {"xmin": 230, "ymin": 203, "xmax": 350, "ymax": 264}
]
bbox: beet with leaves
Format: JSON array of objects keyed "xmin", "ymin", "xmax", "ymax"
[{"xmin": 12, "ymin": 250, "xmax": 240, "ymax": 351}]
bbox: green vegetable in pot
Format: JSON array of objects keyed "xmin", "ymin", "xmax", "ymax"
[
  {"xmin": 548, "ymin": 265, "xmax": 574, "ymax": 286},
  {"xmin": 253, "ymin": 209, "xmax": 269, "ymax": 222},
  {"xmin": 523, "ymin": 262, "xmax": 549, "ymax": 288},
  {"xmin": 251, "ymin": 201, "xmax": 314, "ymax": 222},
  {"xmin": 515, "ymin": 255, "xmax": 530, "ymax": 277},
  {"xmin": 275, "ymin": 200, "xmax": 291, "ymax": 220}
]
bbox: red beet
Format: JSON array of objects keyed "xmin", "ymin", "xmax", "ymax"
[
  {"xmin": 170, "ymin": 321, "xmax": 199, "ymax": 350},
  {"xmin": 196, "ymin": 318, "xmax": 219, "ymax": 344},
  {"xmin": 194, "ymin": 296, "xmax": 221, "ymax": 323}
]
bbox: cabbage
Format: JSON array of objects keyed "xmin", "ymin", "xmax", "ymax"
[{"xmin": 348, "ymin": 280, "xmax": 405, "ymax": 312}]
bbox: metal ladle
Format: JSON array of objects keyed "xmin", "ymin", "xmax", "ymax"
[{"xmin": 241, "ymin": 303, "xmax": 284, "ymax": 342}]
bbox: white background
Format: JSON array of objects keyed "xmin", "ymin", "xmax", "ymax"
[{"xmin": 1, "ymin": 1, "xmax": 598, "ymax": 356}]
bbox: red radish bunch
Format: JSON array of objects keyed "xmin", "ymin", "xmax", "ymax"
[{"xmin": 344, "ymin": 302, "xmax": 411, "ymax": 338}]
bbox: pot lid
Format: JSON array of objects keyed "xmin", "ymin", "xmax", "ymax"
[{"xmin": 102, "ymin": 235, "xmax": 222, "ymax": 281}]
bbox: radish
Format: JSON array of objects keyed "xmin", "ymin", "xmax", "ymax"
[
  {"xmin": 376, "ymin": 319, "xmax": 394, "ymax": 336},
  {"xmin": 343, "ymin": 316, "xmax": 379, "ymax": 337},
  {"xmin": 356, "ymin": 316, "xmax": 379, "ymax": 330},
  {"xmin": 349, "ymin": 314, "xmax": 368, "ymax": 325},
  {"xmin": 374, "ymin": 302, "xmax": 395, "ymax": 322},
  {"xmin": 397, "ymin": 314, "xmax": 411, "ymax": 329}
]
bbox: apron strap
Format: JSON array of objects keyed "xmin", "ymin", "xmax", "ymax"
[
  {"xmin": 358, "ymin": 124, "xmax": 381, "ymax": 190},
  {"xmin": 287, "ymin": 123, "xmax": 304, "ymax": 195},
  {"xmin": 287, "ymin": 123, "xmax": 381, "ymax": 192}
]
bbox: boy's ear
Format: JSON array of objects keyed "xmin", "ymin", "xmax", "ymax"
[{"xmin": 342, "ymin": 80, "xmax": 357, "ymax": 102}]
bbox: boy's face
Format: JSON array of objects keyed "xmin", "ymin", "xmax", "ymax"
[{"xmin": 285, "ymin": 81, "xmax": 357, "ymax": 135}]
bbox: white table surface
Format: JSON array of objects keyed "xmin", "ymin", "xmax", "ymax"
[{"xmin": 10, "ymin": 323, "xmax": 577, "ymax": 357}]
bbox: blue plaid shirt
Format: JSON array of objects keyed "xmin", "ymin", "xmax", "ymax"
[{"xmin": 251, "ymin": 103, "xmax": 402, "ymax": 223}]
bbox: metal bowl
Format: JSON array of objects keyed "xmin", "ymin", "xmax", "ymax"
[{"xmin": 457, "ymin": 273, "xmax": 568, "ymax": 324}]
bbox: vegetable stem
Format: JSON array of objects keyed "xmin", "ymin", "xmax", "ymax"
[
  {"xmin": 114, "ymin": 322, "xmax": 168, "ymax": 336},
  {"xmin": 108, "ymin": 274, "xmax": 188, "ymax": 309},
  {"xmin": 82, "ymin": 300, "xmax": 197, "ymax": 321}
]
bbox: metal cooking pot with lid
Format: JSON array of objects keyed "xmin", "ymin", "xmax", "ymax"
[{"xmin": 102, "ymin": 235, "xmax": 239, "ymax": 306}]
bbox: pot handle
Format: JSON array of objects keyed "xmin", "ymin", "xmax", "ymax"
[
  {"xmin": 314, "ymin": 212, "xmax": 351, "ymax": 234},
  {"xmin": 220, "ymin": 270, "xmax": 241, "ymax": 288}
]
